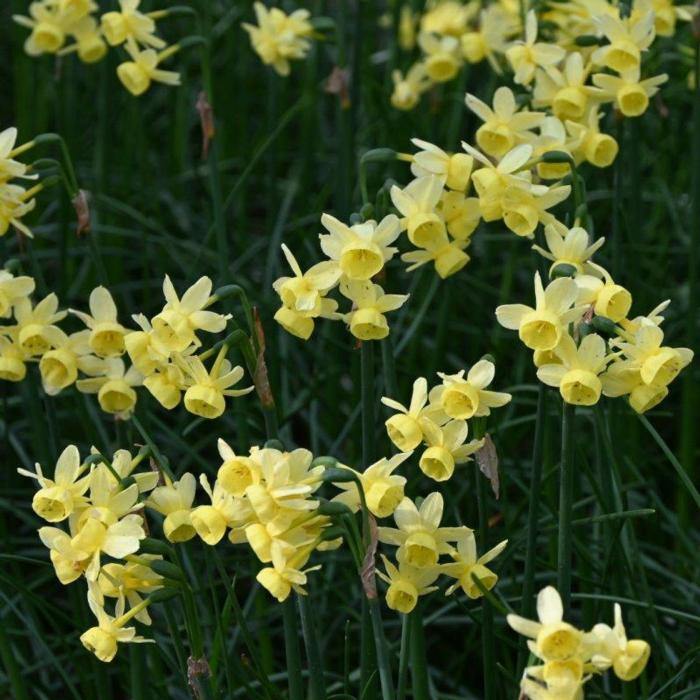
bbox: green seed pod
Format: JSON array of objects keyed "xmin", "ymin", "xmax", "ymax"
[
  {"xmin": 149, "ymin": 560, "xmax": 187, "ymax": 583},
  {"xmin": 321, "ymin": 467, "xmax": 357, "ymax": 483},
  {"xmin": 139, "ymin": 537, "xmax": 175, "ymax": 557},
  {"xmin": 591, "ymin": 315, "xmax": 618, "ymax": 335},
  {"xmin": 317, "ymin": 499, "xmax": 354, "ymax": 517},
  {"xmin": 264, "ymin": 439, "xmax": 285, "ymax": 451}
]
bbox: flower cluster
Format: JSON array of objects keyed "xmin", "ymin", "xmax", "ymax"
[
  {"xmin": 0, "ymin": 127, "xmax": 42, "ymax": 238},
  {"xmin": 243, "ymin": 2, "xmax": 314, "ymax": 77},
  {"xmin": 392, "ymin": 0, "xmax": 686, "ymax": 121},
  {"xmin": 496, "ymin": 225, "xmax": 693, "ymax": 412},
  {"xmin": 13, "ymin": 0, "xmax": 182, "ymax": 96},
  {"xmin": 508, "ymin": 586, "xmax": 651, "ymax": 698},
  {"xmin": 0, "ymin": 270, "xmax": 253, "ymax": 420},
  {"xmin": 272, "ymin": 218, "xmax": 409, "ymax": 341},
  {"xmin": 153, "ymin": 441, "xmax": 337, "ymax": 602},
  {"xmin": 19, "ymin": 445, "xmax": 161, "ymax": 662},
  {"xmin": 342, "ymin": 359, "xmax": 512, "ymax": 613}
]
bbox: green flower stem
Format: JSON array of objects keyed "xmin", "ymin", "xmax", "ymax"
[
  {"xmin": 361, "ymin": 341, "xmax": 375, "ymax": 467},
  {"xmin": 297, "ymin": 594, "xmax": 327, "ymax": 700},
  {"xmin": 473, "ymin": 419, "xmax": 495, "ymax": 700},
  {"xmin": 557, "ymin": 402, "xmax": 576, "ymax": 614},
  {"xmin": 381, "ymin": 335, "xmax": 398, "ymax": 400},
  {"xmin": 409, "ymin": 603, "xmax": 430, "ymax": 700},
  {"xmin": 360, "ymin": 598, "xmax": 378, "ymax": 700},
  {"xmin": 283, "ymin": 598, "xmax": 305, "ymax": 700},
  {"xmin": 367, "ymin": 597, "xmax": 395, "ymax": 700},
  {"xmin": 520, "ymin": 384, "xmax": 547, "ymax": 620},
  {"xmin": 396, "ymin": 613, "xmax": 411, "ymax": 700}
]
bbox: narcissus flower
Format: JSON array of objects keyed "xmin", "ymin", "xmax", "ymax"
[
  {"xmin": 70, "ymin": 286, "xmax": 129, "ymax": 357},
  {"xmin": 409, "ymin": 139, "xmax": 474, "ymax": 192},
  {"xmin": 17, "ymin": 444, "xmax": 91, "ymax": 522},
  {"xmin": 377, "ymin": 554, "xmax": 441, "ymax": 613},
  {"xmin": 466, "ymin": 87, "xmax": 545, "ymax": 158},
  {"xmin": 217, "ymin": 438, "xmax": 262, "ymax": 497},
  {"xmin": 319, "ymin": 213, "xmax": 401, "ymax": 280},
  {"xmin": 390, "ymin": 175, "xmax": 447, "ymax": 248},
  {"xmin": 591, "ymin": 11, "xmax": 655, "ymax": 73},
  {"xmin": 589, "ymin": 603, "xmax": 651, "ymax": 680},
  {"xmin": 153, "ymin": 275, "xmax": 230, "ymax": 352},
  {"xmin": 101, "ymin": 0, "xmax": 165, "ymax": 49},
  {"xmin": 99, "ymin": 556, "xmax": 163, "ymax": 624},
  {"xmin": 418, "ymin": 32, "xmax": 462, "ymax": 83},
  {"xmin": 506, "ymin": 11, "xmax": 566, "ymax": 85},
  {"xmin": 442, "ymin": 532, "xmax": 508, "ymax": 598},
  {"xmin": 592, "ymin": 68, "xmax": 667, "ymax": 117},
  {"xmin": 496, "ymin": 272, "xmax": 587, "ymax": 351},
  {"xmin": 0, "ymin": 183, "xmax": 38, "ymax": 238},
  {"xmin": 76, "ymin": 357, "xmax": 143, "ymax": 417},
  {"xmin": 256, "ymin": 541, "xmax": 320, "ymax": 601},
  {"xmin": 13, "ymin": 3, "xmax": 68, "ymax": 56},
  {"xmin": 80, "ymin": 584, "xmax": 153, "ymax": 662},
  {"xmin": 520, "ymin": 659, "xmax": 587, "ymax": 700},
  {"xmin": 0, "ymin": 127, "xmax": 32, "ymax": 182},
  {"xmin": 378, "ymin": 492, "xmax": 469, "ymax": 568},
  {"xmin": 0, "ymin": 269, "xmax": 35, "ymax": 318},
  {"xmin": 429, "ymin": 359, "xmax": 512, "ymax": 419},
  {"xmin": 147, "ymin": 472, "xmax": 197, "ymax": 542},
  {"xmin": 401, "ymin": 231, "xmax": 470, "ymax": 279},
  {"xmin": 191, "ymin": 475, "xmax": 240, "ymax": 545},
  {"xmin": 10, "ymin": 293, "xmax": 67, "ymax": 356},
  {"xmin": 507, "ymin": 586, "xmax": 585, "ymax": 662},
  {"xmin": 532, "ymin": 223, "xmax": 605, "ymax": 275},
  {"xmin": 340, "ymin": 279, "xmax": 408, "ymax": 341},
  {"xmin": 537, "ymin": 333, "xmax": 611, "ymax": 406},
  {"xmin": 273, "ymin": 244, "xmax": 341, "ymax": 316},
  {"xmin": 566, "ymin": 107, "xmax": 619, "ymax": 168},
  {"xmin": 0, "ymin": 335, "xmax": 27, "ymax": 381},
  {"xmin": 419, "ymin": 420, "xmax": 484, "ymax": 482},
  {"xmin": 381, "ymin": 377, "xmax": 442, "ymax": 452},
  {"xmin": 391, "ymin": 63, "xmax": 432, "ymax": 111},
  {"xmin": 242, "ymin": 2, "xmax": 313, "ymax": 77},
  {"xmin": 501, "ymin": 183, "xmax": 571, "ymax": 238},
  {"xmin": 117, "ymin": 39, "xmax": 180, "ymax": 96},
  {"xmin": 439, "ymin": 190, "xmax": 481, "ymax": 241},
  {"xmin": 179, "ymin": 352, "xmax": 253, "ymax": 419},
  {"xmin": 333, "ymin": 453, "xmax": 411, "ymax": 518},
  {"xmin": 575, "ymin": 264, "xmax": 632, "ymax": 322},
  {"xmin": 142, "ymin": 363, "xmax": 185, "ymax": 409},
  {"xmin": 612, "ymin": 323, "xmax": 693, "ymax": 388},
  {"xmin": 533, "ymin": 53, "xmax": 594, "ymax": 121}
]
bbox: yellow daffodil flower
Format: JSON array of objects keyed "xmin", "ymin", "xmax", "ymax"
[
  {"xmin": 532, "ymin": 223, "xmax": 605, "ymax": 275},
  {"xmin": 418, "ymin": 32, "xmax": 462, "ymax": 83},
  {"xmin": 153, "ymin": 275, "xmax": 230, "ymax": 352},
  {"xmin": 70, "ymin": 286, "xmax": 129, "ymax": 357},
  {"xmin": 496, "ymin": 272, "xmax": 587, "ymax": 351},
  {"xmin": 419, "ymin": 419, "xmax": 484, "ymax": 482},
  {"xmin": 591, "ymin": 11, "xmax": 655, "ymax": 73},
  {"xmin": 17, "ymin": 444, "xmax": 91, "ymax": 522},
  {"xmin": 378, "ymin": 492, "xmax": 469, "ymax": 568},
  {"xmin": 506, "ymin": 11, "xmax": 566, "ymax": 85},
  {"xmin": 390, "ymin": 175, "xmax": 447, "ymax": 247},
  {"xmin": 507, "ymin": 586, "xmax": 586, "ymax": 662},
  {"xmin": 591, "ymin": 67, "xmax": 667, "ymax": 117},
  {"xmin": 117, "ymin": 39, "xmax": 180, "ymax": 96},
  {"xmin": 466, "ymin": 86, "xmax": 545, "ymax": 158},
  {"xmin": 443, "ymin": 531, "xmax": 508, "ymax": 598},
  {"xmin": 333, "ymin": 453, "xmax": 411, "ymax": 518},
  {"xmin": 391, "ymin": 63, "xmax": 432, "ymax": 111},
  {"xmin": 76, "ymin": 357, "xmax": 143, "ymax": 417},
  {"xmin": 377, "ymin": 554, "xmax": 441, "ymax": 613},
  {"xmin": 575, "ymin": 264, "xmax": 632, "ymax": 322},
  {"xmin": 537, "ymin": 332, "xmax": 612, "ymax": 405},
  {"xmin": 101, "ymin": 0, "xmax": 165, "ymax": 49},
  {"xmin": 429, "ymin": 359, "xmax": 512, "ymax": 420},
  {"xmin": 340, "ymin": 279, "xmax": 408, "ymax": 341},
  {"xmin": 147, "ymin": 472, "xmax": 197, "ymax": 542},
  {"xmin": 0, "ymin": 269, "xmax": 35, "ymax": 318},
  {"xmin": 319, "ymin": 213, "xmax": 401, "ymax": 281},
  {"xmin": 409, "ymin": 138, "xmax": 474, "ymax": 192},
  {"xmin": 9, "ymin": 292, "xmax": 67, "ymax": 356},
  {"xmin": 39, "ymin": 329, "xmax": 93, "ymax": 395},
  {"xmin": 242, "ymin": 2, "xmax": 313, "ymax": 76}
]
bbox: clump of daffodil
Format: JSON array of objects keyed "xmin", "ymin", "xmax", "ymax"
[
  {"xmin": 243, "ymin": 2, "xmax": 314, "ymax": 76},
  {"xmin": 508, "ymin": 586, "xmax": 651, "ymax": 697},
  {"xmin": 14, "ymin": 0, "xmax": 180, "ymax": 95},
  {"xmin": 1, "ymin": 268, "xmax": 247, "ymax": 421}
]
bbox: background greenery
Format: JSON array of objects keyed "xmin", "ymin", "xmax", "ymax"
[{"xmin": 1, "ymin": 0, "xmax": 699, "ymax": 698}]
